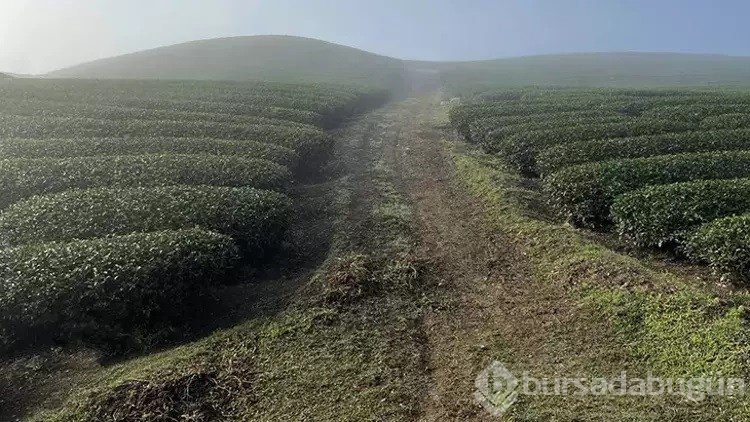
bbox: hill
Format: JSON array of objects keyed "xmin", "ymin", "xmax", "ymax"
[
  {"xmin": 45, "ymin": 37, "xmax": 750, "ymax": 90},
  {"xmin": 0, "ymin": 72, "xmax": 11, "ymax": 79},
  {"xmin": 47, "ymin": 35, "xmax": 407, "ymax": 89},
  {"xmin": 431, "ymin": 52, "xmax": 750, "ymax": 91}
]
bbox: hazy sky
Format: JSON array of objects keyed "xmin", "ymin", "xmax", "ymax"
[{"xmin": 2, "ymin": 0, "xmax": 749, "ymax": 74}]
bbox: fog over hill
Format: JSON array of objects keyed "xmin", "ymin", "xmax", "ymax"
[
  {"xmin": 432, "ymin": 52, "xmax": 750, "ymax": 90},
  {"xmin": 47, "ymin": 35, "xmax": 407, "ymax": 89},
  {"xmin": 46, "ymin": 35, "xmax": 750, "ymax": 89}
]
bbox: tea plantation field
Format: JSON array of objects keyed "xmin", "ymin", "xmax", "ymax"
[
  {"xmin": 0, "ymin": 78, "xmax": 388, "ymax": 354},
  {"xmin": 449, "ymin": 87, "xmax": 750, "ymax": 281}
]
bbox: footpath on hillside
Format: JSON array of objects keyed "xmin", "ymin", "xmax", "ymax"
[{"xmin": 378, "ymin": 95, "xmax": 590, "ymax": 420}]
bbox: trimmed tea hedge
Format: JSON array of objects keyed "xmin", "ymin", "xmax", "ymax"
[
  {"xmin": 484, "ymin": 115, "xmax": 632, "ymax": 143},
  {"xmin": 448, "ymin": 102, "xmax": 602, "ymax": 140},
  {"xmin": 0, "ymin": 79, "xmax": 389, "ymax": 128},
  {"xmin": 0, "ymin": 116, "xmax": 329, "ymax": 159},
  {"xmin": 468, "ymin": 110, "xmax": 624, "ymax": 144},
  {"xmin": 0, "ymin": 137, "xmax": 299, "ymax": 168},
  {"xmin": 687, "ymin": 215, "xmax": 750, "ymax": 280},
  {"xmin": 537, "ymin": 129, "xmax": 750, "ymax": 175},
  {"xmin": 493, "ymin": 119, "xmax": 696, "ymax": 176},
  {"xmin": 544, "ymin": 151, "xmax": 750, "ymax": 229},
  {"xmin": 0, "ymin": 186, "xmax": 292, "ymax": 252},
  {"xmin": 0, "ymin": 228, "xmax": 239, "ymax": 352},
  {"xmin": 0, "ymin": 154, "xmax": 291, "ymax": 209},
  {"xmin": 642, "ymin": 104, "xmax": 750, "ymax": 123},
  {"xmin": 701, "ymin": 113, "xmax": 750, "ymax": 130},
  {"xmin": 448, "ymin": 94, "xmax": 729, "ymax": 142},
  {"xmin": 612, "ymin": 178, "xmax": 750, "ymax": 248},
  {"xmin": 0, "ymin": 99, "xmax": 320, "ymax": 128}
]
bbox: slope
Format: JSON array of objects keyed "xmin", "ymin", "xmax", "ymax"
[
  {"xmin": 47, "ymin": 35, "xmax": 407, "ymax": 89},
  {"xmin": 431, "ymin": 52, "xmax": 750, "ymax": 91},
  {"xmin": 46, "ymin": 36, "xmax": 750, "ymax": 90}
]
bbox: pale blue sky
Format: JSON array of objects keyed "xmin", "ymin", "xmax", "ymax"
[{"xmin": 1, "ymin": 0, "xmax": 749, "ymax": 74}]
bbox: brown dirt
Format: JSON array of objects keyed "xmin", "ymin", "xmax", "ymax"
[{"xmin": 381, "ymin": 96, "xmax": 623, "ymax": 420}]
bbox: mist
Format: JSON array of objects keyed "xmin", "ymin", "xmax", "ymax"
[{"xmin": 2, "ymin": 0, "xmax": 750, "ymax": 75}]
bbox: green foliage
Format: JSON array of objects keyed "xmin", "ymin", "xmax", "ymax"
[
  {"xmin": 0, "ymin": 137, "xmax": 299, "ymax": 167},
  {"xmin": 0, "ymin": 186, "xmax": 292, "ymax": 253},
  {"xmin": 642, "ymin": 104, "xmax": 750, "ymax": 122},
  {"xmin": 687, "ymin": 215, "xmax": 750, "ymax": 280},
  {"xmin": 448, "ymin": 102, "xmax": 599, "ymax": 140},
  {"xmin": 700, "ymin": 113, "xmax": 750, "ymax": 130},
  {"xmin": 0, "ymin": 115, "xmax": 325, "ymax": 148},
  {"xmin": 0, "ymin": 154, "xmax": 291, "ymax": 209},
  {"xmin": 0, "ymin": 79, "xmax": 386, "ymax": 119},
  {"xmin": 0, "ymin": 78, "xmax": 390, "ymax": 361},
  {"xmin": 585, "ymin": 288, "xmax": 750, "ymax": 377},
  {"xmin": 0, "ymin": 116, "xmax": 333, "ymax": 162},
  {"xmin": 484, "ymin": 115, "xmax": 633, "ymax": 142},
  {"xmin": 450, "ymin": 89, "xmax": 750, "ymax": 146},
  {"xmin": 453, "ymin": 140, "xmax": 750, "ymax": 408},
  {"xmin": 543, "ymin": 151, "xmax": 750, "ymax": 228},
  {"xmin": 468, "ymin": 110, "xmax": 623, "ymax": 144},
  {"xmin": 537, "ymin": 129, "xmax": 750, "ymax": 175},
  {"xmin": 612, "ymin": 178, "xmax": 750, "ymax": 248},
  {"xmin": 450, "ymin": 86, "xmax": 750, "ymax": 279},
  {"xmin": 0, "ymin": 98, "xmax": 321, "ymax": 127},
  {"xmin": 495, "ymin": 119, "xmax": 696, "ymax": 176},
  {"xmin": 0, "ymin": 229, "xmax": 239, "ymax": 352}
]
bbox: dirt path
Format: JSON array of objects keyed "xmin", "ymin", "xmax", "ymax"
[
  {"xmin": 390, "ymin": 96, "xmax": 531, "ymax": 420},
  {"xmin": 376, "ymin": 95, "xmax": 618, "ymax": 420}
]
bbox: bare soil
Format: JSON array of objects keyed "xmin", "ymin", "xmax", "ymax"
[{"xmin": 380, "ymin": 96, "xmax": 628, "ymax": 420}]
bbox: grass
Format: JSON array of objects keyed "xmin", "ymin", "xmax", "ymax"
[
  {"xmin": 451, "ymin": 137, "xmax": 750, "ymax": 418},
  {"xmin": 584, "ymin": 289, "xmax": 750, "ymax": 378}
]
